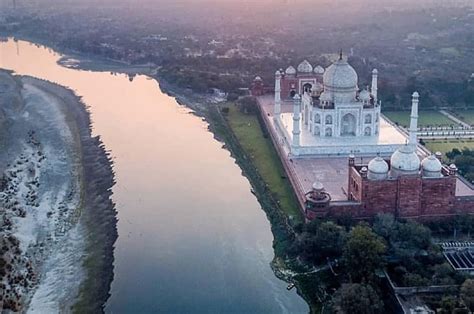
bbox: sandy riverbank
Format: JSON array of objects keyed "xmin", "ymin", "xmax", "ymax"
[{"xmin": 0, "ymin": 70, "xmax": 116, "ymax": 312}]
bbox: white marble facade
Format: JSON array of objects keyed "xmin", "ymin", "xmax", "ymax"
[
  {"xmin": 300, "ymin": 56, "xmax": 381, "ymax": 139},
  {"xmin": 302, "ymin": 93, "xmax": 381, "ymax": 139},
  {"xmin": 273, "ymin": 55, "xmax": 408, "ymax": 157}
]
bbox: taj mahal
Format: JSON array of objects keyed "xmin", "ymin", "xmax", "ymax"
[
  {"xmin": 253, "ymin": 53, "xmax": 406, "ymax": 157},
  {"xmin": 250, "ymin": 53, "xmax": 474, "ymax": 220}
]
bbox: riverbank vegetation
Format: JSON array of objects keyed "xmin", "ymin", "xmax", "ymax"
[
  {"xmin": 222, "ymin": 102, "xmax": 302, "ymax": 223},
  {"xmin": 294, "ymin": 214, "xmax": 472, "ymax": 313}
]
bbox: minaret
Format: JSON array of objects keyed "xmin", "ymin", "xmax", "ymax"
[
  {"xmin": 409, "ymin": 91, "xmax": 419, "ymax": 146},
  {"xmin": 371, "ymin": 69, "xmax": 378, "ymax": 101},
  {"xmin": 274, "ymin": 70, "xmax": 282, "ymax": 115},
  {"xmin": 292, "ymin": 94, "xmax": 301, "ymax": 147}
]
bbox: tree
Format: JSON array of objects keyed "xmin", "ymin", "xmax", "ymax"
[
  {"xmin": 440, "ymin": 296, "xmax": 457, "ymax": 314},
  {"xmin": 374, "ymin": 215, "xmax": 431, "ymax": 262},
  {"xmin": 332, "ymin": 283, "xmax": 384, "ymax": 314},
  {"xmin": 237, "ymin": 96, "xmax": 257, "ymax": 114},
  {"xmin": 297, "ymin": 221, "xmax": 347, "ymax": 264},
  {"xmin": 343, "ymin": 225, "xmax": 386, "ymax": 282},
  {"xmin": 373, "ymin": 213, "xmax": 396, "ymax": 239},
  {"xmin": 391, "ymin": 221, "xmax": 431, "ymax": 252},
  {"xmin": 461, "ymin": 279, "xmax": 474, "ymax": 312},
  {"xmin": 446, "ymin": 148, "xmax": 462, "ymax": 160}
]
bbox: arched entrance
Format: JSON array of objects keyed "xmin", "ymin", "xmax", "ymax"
[
  {"xmin": 341, "ymin": 113, "xmax": 357, "ymax": 136},
  {"xmin": 364, "ymin": 127, "xmax": 371, "ymax": 136},
  {"xmin": 303, "ymin": 83, "xmax": 312, "ymax": 93},
  {"xmin": 315, "ymin": 126, "xmax": 320, "ymax": 136}
]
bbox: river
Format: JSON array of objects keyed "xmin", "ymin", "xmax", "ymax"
[{"xmin": 0, "ymin": 39, "xmax": 308, "ymax": 313}]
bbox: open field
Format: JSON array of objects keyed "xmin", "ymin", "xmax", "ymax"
[
  {"xmin": 383, "ymin": 110, "xmax": 456, "ymax": 128},
  {"xmin": 224, "ymin": 104, "xmax": 302, "ymax": 222},
  {"xmin": 424, "ymin": 139, "xmax": 474, "ymax": 156},
  {"xmin": 451, "ymin": 110, "xmax": 474, "ymax": 126}
]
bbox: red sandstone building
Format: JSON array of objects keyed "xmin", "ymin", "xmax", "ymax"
[{"xmin": 304, "ymin": 154, "xmax": 474, "ymax": 220}]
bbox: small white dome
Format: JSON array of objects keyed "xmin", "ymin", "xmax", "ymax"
[
  {"xmin": 319, "ymin": 91, "xmax": 331, "ymax": 102},
  {"xmin": 312, "ymin": 181, "xmax": 324, "ymax": 191},
  {"xmin": 314, "ymin": 65, "xmax": 325, "ymax": 74},
  {"xmin": 312, "ymin": 82, "xmax": 324, "ymax": 93},
  {"xmin": 390, "ymin": 145, "xmax": 420, "ymax": 175},
  {"xmin": 285, "ymin": 66, "xmax": 296, "ymax": 75},
  {"xmin": 254, "ymin": 76, "xmax": 262, "ymax": 81},
  {"xmin": 297, "ymin": 60, "xmax": 313, "ymax": 73},
  {"xmin": 422, "ymin": 155, "xmax": 442, "ymax": 172},
  {"xmin": 368, "ymin": 157, "xmax": 389, "ymax": 174},
  {"xmin": 359, "ymin": 89, "xmax": 371, "ymax": 101},
  {"xmin": 323, "ymin": 58, "xmax": 358, "ymax": 90}
]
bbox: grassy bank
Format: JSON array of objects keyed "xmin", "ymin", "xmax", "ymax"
[
  {"xmin": 383, "ymin": 110, "xmax": 456, "ymax": 127},
  {"xmin": 224, "ymin": 104, "xmax": 303, "ymax": 223}
]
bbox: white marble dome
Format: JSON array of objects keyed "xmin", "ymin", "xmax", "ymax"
[
  {"xmin": 314, "ymin": 65, "xmax": 325, "ymax": 74},
  {"xmin": 312, "ymin": 181, "xmax": 324, "ymax": 191},
  {"xmin": 297, "ymin": 60, "xmax": 313, "ymax": 73},
  {"xmin": 323, "ymin": 59, "xmax": 358, "ymax": 90},
  {"xmin": 254, "ymin": 76, "xmax": 262, "ymax": 81},
  {"xmin": 390, "ymin": 145, "xmax": 420, "ymax": 175},
  {"xmin": 421, "ymin": 155, "xmax": 443, "ymax": 177},
  {"xmin": 312, "ymin": 82, "xmax": 323, "ymax": 93},
  {"xmin": 368, "ymin": 157, "xmax": 389, "ymax": 174},
  {"xmin": 319, "ymin": 91, "xmax": 331, "ymax": 102},
  {"xmin": 285, "ymin": 66, "xmax": 296, "ymax": 75},
  {"xmin": 359, "ymin": 89, "xmax": 371, "ymax": 101},
  {"xmin": 368, "ymin": 157, "xmax": 389, "ymax": 180}
]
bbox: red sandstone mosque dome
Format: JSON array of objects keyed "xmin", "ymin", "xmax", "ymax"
[{"xmin": 323, "ymin": 58, "xmax": 358, "ymax": 90}]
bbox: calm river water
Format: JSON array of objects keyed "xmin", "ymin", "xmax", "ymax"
[{"xmin": 0, "ymin": 39, "xmax": 308, "ymax": 313}]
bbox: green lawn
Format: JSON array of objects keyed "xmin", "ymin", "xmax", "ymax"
[
  {"xmin": 424, "ymin": 139, "xmax": 474, "ymax": 156},
  {"xmin": 225, "ymin": 105, "xmax": 303, "ymax": 222},
  {"xmin": 383, "ymin": 110, "xmax": 457, "ymax": 128},
  {"xmin": 451, "ymin": 110, "xmax": 474, "ymax": 126}
]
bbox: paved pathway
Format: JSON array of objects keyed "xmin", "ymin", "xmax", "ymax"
[{"xmin": 440, "ymin": 110, "xmax": 471, "ymax": 129}]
